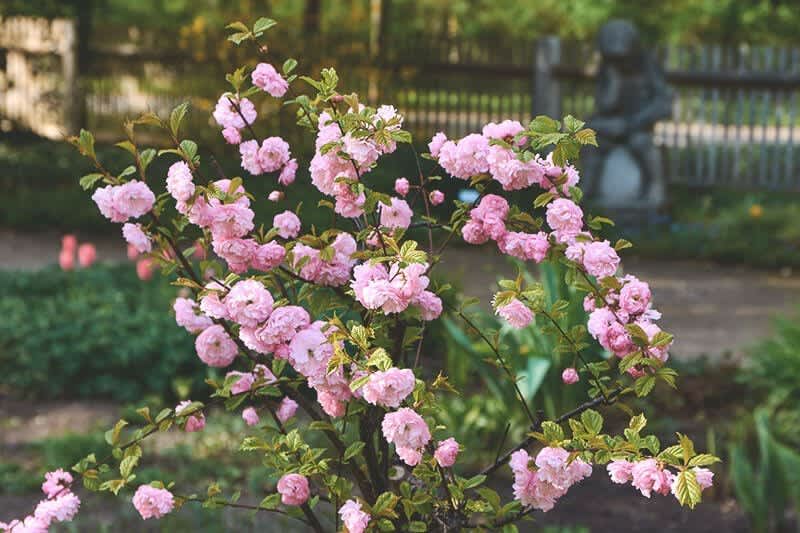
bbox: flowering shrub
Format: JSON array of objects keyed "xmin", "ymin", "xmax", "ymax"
[{"xmin": 4, "ymin": 16, "xmax": 721, "ymax": 532}]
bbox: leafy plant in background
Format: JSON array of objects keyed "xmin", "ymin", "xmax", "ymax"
[{"xmin": 440, "ymin": 260, "xmax": 607, "ymax": 461}]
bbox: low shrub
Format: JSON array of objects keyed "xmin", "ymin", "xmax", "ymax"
[{"xmin": 0, "ymin": 264, "xmax": 207, "ymax": 401}]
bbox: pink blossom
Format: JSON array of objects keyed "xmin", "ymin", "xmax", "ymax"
[
  {"xmin": 251, "ymin": 63, "xmax": 289, "ymax": 97},
  {"xmin": 273, "ymin": 211, "xmax": 301, "ymax": 239},
  {"xmin": 175, "ymin": 400, "xmax": 206, "ymax": 432},
  {"xmin": 546, "ymin": 198, "xmax": 583, "ymax": 242},
  {"xmin": 496, "ymin": 298, "xmax": 533, "ymax": 329},
  {"xmin": 239, "ymin": 139, "xmax": 262, "ymax": 175},
  {"xmin": 277, "ymin": 474, "xmax": 310, "ymax": 506},
  {"xmin": 212, "ymin": 237, "xmax": 257, "ymax": 274},
  {"xmin": 639, "ymin": 321, "xmax": 671, "ymax": 362},
  {"xmin": 268, "ymin": 190, "xmax": 283, "ymax": 202},
  {"xmin": 227, "ymin": 370, "xmax": 255, "ymax": 394},
  {"xmin": 497, "ymin": 231, "xmax": 549, "ymax": 262},
  {"xmin": 380, "ymin": 197, "xmax": 413, "ymax": 229},
  {"xmin": 428, "ymin": 132, "xmax": 447, "ymax": 158},
  {"xmin": 482, "ymin": 119, "xmax": 524, "ymax": 140},
  {"xmin": 381, "ymin": 407, "xmax": 431, "ymax": 452},
  {"xmin": 34, "ymin": 491, "xmax": 80, "ymax": 524},
  {"xmin": 361, "ymin": 368, "xmax": 416, "ymax": 408},
  {"xmin": 396, "ymin": 446, "xmax": 423, "ymax": 466},
  {"xmin": 166, "ymin": 161, "xmax": 195, "ymax": 202},
  {"xmin": 535, "ymin": 447, "xmax": 592, "ymax": 490},
  {"xmin": 582, "ymin": 240, "xmax": 620, "ymax": 279},
  {"xmin": 437, "ymin": 133, "xmax": 490, "ymax": 179},
  {"xmin": 631, "ymin": 459, "xmax": 674, "ymax": 498},
  {"xmin": 61, "ymin": 234, "xmax": 77, "ymax": 251},
  {"xmin": 394, "ymin": 177, "xmax": 410, "ymax": 196},
  {"xmin": 122, "ymin": 223, "xmax": 151, "ymax": 254},
  {"xmin": 292, "ymin": 233, "xmax": 355, "ymax": 287},
  {"xmin": 339, "ymin": 499, "xmax": 371, "ymax": 533},
  {"xmin": 213, "ymin": 95, "xmax": 256, "ymax": 130},
  {"xmin": 619, "ymin": 277, "xmax": 652, "ymax": 316},
  {"xmin": 252, "ymin": 241, "xmax": 286, "ymax": 272},
  {"xmin": 561, "ymin": 367, "xmax": 579, "ymax": 384},
  {"xmin": 195, "ymin": 324, "xmax": 238, "ymax": 367},
  {"xmin": 242, "ymin": 407, "xmax": 260, "ymax": 426},
  {"xmin": 41, "ymin": 469, "xmax": 73, "ymax": 499},
  {"xmin": 279, "ymin": 158, "xmax": 298, "ymax": 185},
  {"xmin": 461, "ymin": 221, "xmax": 489, "ymax": 245},
  {"xmin": 413, "ymin": 290, "xmax": 443, "ymax": 320},
  {"xmin": 434, "ymin": 438, "xmax": 460, "ymax": 467},
  {"xmin": 136, "ymin": 257, "xmax": 155, "ymax": 280},
  {"xmin": 115, "ymin": 181, "xmax": 156, "ymax": 219},
  {"xmin": 429, "ymin": 190, "xmax": 445, "ymax": 205},
  {"xmin": 3, "ymin": 516, "xmax": 50, "ymax": 532},
  {"xmin": 224, "ymin": 279, "xmax": 274, "ymax": 328},
  {"xmin": 200, "ymin": 282, "xmax": 229, "ymax": 320},
  {"xmin": 276, "ymin": 397, "xmax": 299, "ymax": 423},
  {"xmin": 607, "ymin": 459, "xmax": 635, "ymax": 484},
  {"xmin": 132, "ymin": 485, "xmax": 174, "ymax": 519},
  {"xmin": 173, "ymin": 297, "xmax": 213, "ymax": 333},
  {"xmin": 258, "ymin": 137, "xmax": 291, "ymax": 173},
  {"xmin": 208, "ymin": 203, "xmax": 255, "ymax": 241},
  {"xmin": 583, "ymin": 294, "xmax": 597, "ymax": 312},
  {"xmin": 77, "ymin": 243, "xmax": 96, "ymax": 268},
  {"xmin": 222, "ymin": 126, "xmax": 242, "ymax": 144},
  {"xmin": 468, "ymin": 194, "xmax": 509, "ymax": 240}
]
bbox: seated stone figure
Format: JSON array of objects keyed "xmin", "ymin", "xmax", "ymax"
[{"xmin": 583, "ymin": 20, "xmax": 672, "ymax": 207}]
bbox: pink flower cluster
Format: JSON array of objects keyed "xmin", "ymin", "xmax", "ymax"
[
  {"xmin": 174, "ymin": 297, "xmax": 214, "ymax": 334},
  {"xmin": 509, "ymin": 447, "xmax": 592, "ymax": 511},
  {"xmin": 92, "ymin": 180, "xmax": 155, "ymax": 223},
  {"xmin": 351, "ymin": 261, "xmax": 442, "ymax": 319},
  {"xmin": 240, "ymin": 137, "xmax": 297, "ymax": 184},
  {"xmin": 277, "ymin": 473, "xmax": 310, "ymax": 506},
  {"xmin": 226, "ymin": 364, "xmax": 276, "ymax": 394},
  {"xmin": 175, "ymin": 400, "xmax": 206, "ymax": 432},
  {"xmin": 361, "ymin": 367, "xmax": 416, "ymax": 408},
  {"xmin": 606, "ymin": 459, "xmax": 713, "ymax": 501},
  {"xmin": 251, "ymin": 63, "xmax": 289, "ymax": 98},
  {"xmin": 587, "ymin": 275, "xmax": 668, "ymax": 366},
  {"xmin": 434, "ymin": 438, "xmax": 460, "ymax": 468},
  {"xmin": 1, "ymin": 469, "xmax": 81, "ymax": 532},
  {"xmin": 431, "ymin": 124, "xmax": 580, "ymax": 194},
  {"xmin": 381, "ymin": 407, "xmax": 431, "ymax": 466},
  {"xmin": 496, "ymin": 298, "xmax": 534, "ymax": 329},
  {"xmin": 339, "ymin": 499, "xmax": 371, "ymax": 533},
  {"xmin": 58, "ymin": 235, "xmax": 97, "ymax": 271},
  {"xmin": 213, "ymin": 95, "xmax": 256, "ymax": 143},
  {"xmin": 132, "ymin": 484, "xmax": 174, "ymax": 520},
  {"xmin": 292, "ymin": 233, "xmax": 356, "ymax": 287},
  {"xmin": 309, "ymin": 107, "xmax": 402, "ymax": 218}
]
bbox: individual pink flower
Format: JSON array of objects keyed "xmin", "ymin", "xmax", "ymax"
[
  {"xmin": 114, "ymin": 181, "xmax": 156, "ymax": 220},
  {"xmin": 59, "ymin": 248, "xmax": 75, "ymax": 271},
  {"xmin": 273, "ymin": 211, "xmax": 301, "ymax": 239},
  {"xmin": 434, "ymin": 438, "xmax": 460, "ymax": 467},
  {"xmin": 213, "ymin": 237, "xmax": 257, "ymax": 274},
  {"xmin": 276, "ymin": 397, "xmax": 299, "ymax": 423},
  {"xmin": 482, "ymin": 119, "xmax": 525, "ymax": 140},
  {"xmin": 242, "ymin": 406, "xmax": 260, "ymax": 426},
  {"xmin": 213, "ymin": 95, "xmax": 256, "ymax": 130},
  {"xmin": 62, "ymin": 234, "xmax": 77, "ymax": 252},
  {"xmin": 222, "ymin": 126, "xmax": 242, "ymax": 144},
  {"xmin": 279, "ymin": 158, "xmax": 298, "ymax": 186},
  {"xmin": 582, "ymin": 240, "xmax": 620, "ymax": 279},
  {"xmin": 276, "ymin": 474, "xmax": 310, "ymax": 506},
  {"xmin": 561, "ymin": 367, "xmax": 579, "ymax": 384},
  {"xmin": 251, "ymin": 241, "xmax": 287, "ymax": 272},
  {"xmin": 77, "ymin": 243, "xmax": 96, "ymax": 268},
  {"xmin": 413, "ymin": 290, "xmax": 443, "ymax": 320},
  {"xmin": 461, "ymin": 221, "xmax": 489, "ymax": 245},
  {"xmin": 396, "ymin": 446, "xmax": 423, "ymax": 466},
  {"xmin": 224, "ymin": 279, "xmax": 274, "ymax": 328},
  {"xmin": 195, "ymin": 324, "xmax": 238, "ymax": 367},
  {"xmin": 258, "ymin": 137, "xmax": 291, "ymax": 173},
  {"xmin": 176, "ymin": 400, "xmax": 206, "ymax": 432},
  {"xmin": 429, "ymin": 190, "xmax": 445, "ymax": 205},
  {"xmin": 122, "ymin": 223, "xmax": 151, "ymax": 254},
  {"xmin": 381, "ymin": 407, "xmax": 431, "ymax": 452},
  {"xmin": 361, "ymin": 368, "xmax": 416, "ymax": 408},
  {"xmin": 240, "ymin": 139, "xmax": 263, "ymax": 175},
  {"xmin": 428, "ymin": 132, "xmax": 447, "ymax": 158},
  {"xmin": 619, "ymin": 277, "xmax": 651, "ymax": 315},
  {"xmin": 227, "ymin": 370, "xmax": 256, "ymax": 394},
  {"xmin": 251, "ymin": 63, "xmax": 289, "ymax": 97},
  {"xmin": 394, "ymin": 177, "xmax": 410, "ymax": 196},
  {"xmin": 546, "ymin": 198, "xmax": 583, "ymax": 242},
  {"xmin": 268, "ymin": 190, "xmax": 283, "ymax": 202},
  {"xmin": 631, "ymin": 459, "xmax": 674, "ymax": 498},
  {"xmin": 166, "ymin": 161, "xmax": 195, "ymax": 202},
  {"xmin": 132, "ymin": 485, "xmax": 174, "ymax": 519},
  {"xmin": 136, "ymin": 257, "xmax": 155, "ymax": 281},
  {"xmin": 607, "ymin": 459, "xmax": 635, "ymax": 484},
  {"xmin": 497, "ymin": 231, "xmax": 549, "ymax": 262},
  {"xmin": 41, "ymin": 469, "xmax": 73, "ymax": 499},
  {"xmin": 34, "ymin": 491, "xmax": 81, "ymax": 524},
  {"xmin": 380, "ymin": 197, "xmax": 413, "ymax": 229},
  {"xmin": 339, "ymin": 499, "xmax": 371, "ymax": 533},
  {"xmin": 496, "ymin": 298, "xmax": 533, "ymax": 329},
  {"xmin": 173, "ymin": 297, "xmax": 213, "ymax": 334}
]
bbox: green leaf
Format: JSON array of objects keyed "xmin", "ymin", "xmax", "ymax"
[
  {"xmin": 282, "ymin": 58, "xmax": 298, "ymax": 75},
  {"xmin": 575, "ymin": 128, "xmax": 598, "ymax": 146},
  {"xmin": 170, "ymin": 102, "xmax": 190, "ymax": 137},
  {"xmin": 349, "ymin": 374, "xmax": 371, "ymax": 393},
  {"xmin": 463, "ymin": 474, "xmax": 486, "ymax": 489},
  {"xmin": 580, "ymin": 409, "xmax": 603, "ymax": 435},
  {"xmin": 674, "ymin": 469, "xmax": 702, "ymax": 508},
  {"xmin": 253, "ymin": 17, "xmax": 277, "ymax": 35},
  {"xmin": 528, "ymin": 115, "xmax": 560, "ymax": 134},
  {"xmin": 180, "ymin": 140, "xmax": 198, "ymax": 162},
  {"xmin": 259, "ymin": 493, "xmax": 280, "ymax": 510},
  {"xmin": 628, "ymin": 413, "xmax": 647, "ymax": 433},
  {"xmin": 563, "ymin": 115, "xmax": 585, "ymax": 133},
  {"xmin": 77, "ymin": 129, "xmax": 96, "ymax": 158},
  {"xmin": 688, "ymin": 453, "xmax": 721, "ymax": 467},
  {"xmin": 79, "ymin": 173, "xmax": 104, "ymax": 190},
  {"xmin": 634, "ymin": 375, "xmax": 656, "ymax": 397},
  {"xmin": 533, "ymin": 192, "xmax": 555, "ymax": 209},
  {"xmin": 541, "ymin": 421, "xmax": 564, "ymax": 443},
  {"xmin": 344, "ymin": 441, "xmax": 366, "ymax": 462}
]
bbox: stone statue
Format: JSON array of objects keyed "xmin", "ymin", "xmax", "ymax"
[{"xmin": 583, "ymin": 19, "xmax": 672, "ymax": 208}]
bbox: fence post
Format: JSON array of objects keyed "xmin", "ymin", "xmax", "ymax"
[
  {"xmin": 58, "ymin": 18, "xmax": 81, "ymax": 136},
  {"xmin": 533, "ymin": 36, "xmax": 561, "ymax": 119}
]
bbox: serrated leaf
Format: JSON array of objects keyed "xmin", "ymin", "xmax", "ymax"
[
  {"xmin": 674, "ymin": 469, "xmax": 702, "ymax": 508},
  {"xmin": 79, "ymin": 173, "xmax": 104, "ymax": 190},
  {"xmin": 634, "ymin": 375, "xmax": 656, "ymax": 397},
  {"xmin": 170, "ymin": 102, "xmax": 190, "ymax": 137},
  {"xmin": 344, "ymin": 441, "xmax": 365, "ymax": 462},
  {"xmin": 253, "ymin": 17, "xmax": 277, "ymax": 35},
  {"xmin": 688, "ymin": 454, "xmax": 721, "ymax": 467},
  {"xmin": 580, "ymin": 409, "xmax": 603, "ymax": 435}
]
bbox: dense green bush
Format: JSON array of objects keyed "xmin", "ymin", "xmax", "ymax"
[{"xmin": 0, "ymin": 264, "xmax": 207, "ymax": 401}]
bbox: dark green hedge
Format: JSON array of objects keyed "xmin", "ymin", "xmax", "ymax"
[{"xmin": 0, "ymin": 264, "xmax": 207, "ymax": 401}]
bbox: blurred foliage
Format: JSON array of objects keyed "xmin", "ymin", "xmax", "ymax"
[
  {"xmin": 438, "ymin": 260, "xmax": 607, "ymax": 464},
  {"xmin": 4, "ymin": 0, "xmax": 800, "ymax": 45},
  {"xmin": 0, "ymin": 264, "xmax": 207, "ymax": 401}
]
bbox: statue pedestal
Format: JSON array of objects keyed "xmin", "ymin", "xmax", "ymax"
[{"xmin": 592, "ymin": 146, "xmax": 665, "ymax": 210}]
